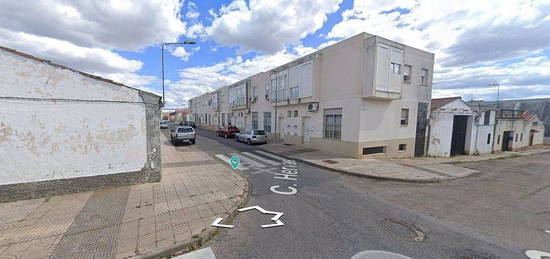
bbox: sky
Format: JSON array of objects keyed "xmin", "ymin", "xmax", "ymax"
[{"xmin": 1, "ymin": 0, "xmax": 549, "ymax": 108}]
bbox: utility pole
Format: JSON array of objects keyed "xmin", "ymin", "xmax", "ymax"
[
  {"xmin": 488, "ymin": 83, "xmax": 500, "ymax": 109},
  {"xmin": 161, "ymin": 41, "xmax": 196, "ymax": 104}
]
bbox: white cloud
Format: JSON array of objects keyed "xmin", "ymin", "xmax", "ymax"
[
  {"xmin": 171, "ymin": 46, "xmax": 192, "ymax": 61},
  {"xmin": 165, "ymin": 45, "xmax": 315, "ymax": 107},
  {"xmin": 0, "ymin": 0, "xmax": 186, "ymax": 51},
  {"xmin": 328, "ymin": 0, "xmax": 550, "ymax": 100},
  {"xmin": 0, "ymin": 29, "xmax": 142, "ymax": 73},
  {"xmin": 206, "ymin": 0, "xmax": 344, "ymax": 53}
]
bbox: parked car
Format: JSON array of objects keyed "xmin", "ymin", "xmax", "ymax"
[
  {"xmin": 183, "ymin": 121, "xmax": 196, "ymax": 128},
  {"xmin": 216, "ymin": 125, "xmax": 240, "ymax": 138},
  {"xmin": 235, "ymin": 129, "xmax": 267, "ymax": 145},
  {"xmin": 170, "ymin": 126, "xmax": 196, "ymax": 145},
  {"xmin": 159, "ymin": 120, "xmax": 168, "ymax": 129}
]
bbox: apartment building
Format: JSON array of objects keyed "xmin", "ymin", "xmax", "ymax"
[{"xmin": 189, "ymin": 32, "xmax": 435, "ymax": 158}]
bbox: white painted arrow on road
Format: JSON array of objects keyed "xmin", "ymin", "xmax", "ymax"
[
  {"xmin": 210, "ymin": 217, "xmax": 234, "ymax": 228},
  {"xmin": 238, "ymin": 206, "xmax": 285, "ymax": 228}
]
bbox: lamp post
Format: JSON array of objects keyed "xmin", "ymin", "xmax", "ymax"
[{"xmin": 161, "ymin": 41, "xmax": 196, "ymax": 104}]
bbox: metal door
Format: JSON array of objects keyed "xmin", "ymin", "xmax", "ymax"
[{"xmin": 414, "ymin": 102, "xmax": 428, "ymax": 156}]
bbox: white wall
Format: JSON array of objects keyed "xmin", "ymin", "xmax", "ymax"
[
  {"xmin": 428, "ymin": 100, "xmax": 474, "ymax": 157},
  {"xmin": 0, "ymin": 49, "xmax": 149, "ymax": 185}
]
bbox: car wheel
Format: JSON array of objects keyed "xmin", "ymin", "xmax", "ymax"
[
  {"xmin": 225, "ymin": 133, "xmax": 228, "ymax": 138},
  {"xmin": 191, "ymin": 139, "xmax": 195, "ymax": 145},
  {"xmin": 235, "ymin": 136, "xmax": 239, "ymax": 142},
  {"xmin": 247, "ymin": 139, "xmax": 252, "ymax": 145}
]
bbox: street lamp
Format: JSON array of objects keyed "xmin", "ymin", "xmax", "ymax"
[{"xmin": 161, "ymin": 41, "xmax": 196, "ymax": 104}]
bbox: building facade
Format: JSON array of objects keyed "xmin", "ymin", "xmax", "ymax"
[
  {"xmin": 429, "ymin": 97, "xmax": 545, "ymax": 157},
  {"xmin": 0, "ymin": 46, "xmax": 162, "ymax": 202},
  {"xmin": 189, "ymin": 32, "xmax": 435, "ymax": 158}
]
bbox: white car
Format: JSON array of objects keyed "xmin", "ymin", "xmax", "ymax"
[
  {"xmin": 170, "ymin": 126, "xmax": 196, "ymax": 145},
  {"xmin": 159, "ymin": 120, "xmax": 168, "ymax": 129},
  {"xmin": 235, "ymin": 129, "xmax": 267, "ymax": 145}
]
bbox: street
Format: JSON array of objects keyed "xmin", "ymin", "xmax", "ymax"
[{"xmin": 187, "ymin": 128, "xmax": 532, "ymax": 259}]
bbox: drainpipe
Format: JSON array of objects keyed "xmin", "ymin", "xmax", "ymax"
[{"xmin": 274, "ymin": 72, "xmax": 278, "ymax": 142}]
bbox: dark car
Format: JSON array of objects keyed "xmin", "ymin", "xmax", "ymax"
[
  {"xmin": 216, "ymin": 125, "xmax": 240, "ymax": 138},
  {"xmin": 183, "ymin": 121, "xmax": 196, "ymax": 128}
]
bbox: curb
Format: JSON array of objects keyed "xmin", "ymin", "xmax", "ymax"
[
  {"xmin": 137, "ymin": 156, "xmax": 252, "ymax": 259},
  {"xmin": 257, "ymin": 147, "xmax": 444, "ymax": 184}
]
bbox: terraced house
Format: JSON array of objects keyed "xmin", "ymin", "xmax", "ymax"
[{"xmin": 189, "ymin": 32, "xmax": 435, "ymax": 158}]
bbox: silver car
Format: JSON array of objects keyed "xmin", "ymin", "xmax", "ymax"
[
  {"xmin": 170, "ymin": 126, "xmax": 196, "ymax": 145},
  {"xmin": 235, "ymin": 129, "xmax": 267, "ymax": 145}
]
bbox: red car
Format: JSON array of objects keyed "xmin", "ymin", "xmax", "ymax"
[{"xmin": 216, "ymin": 125, "xmax": 240, "ymax": 138}]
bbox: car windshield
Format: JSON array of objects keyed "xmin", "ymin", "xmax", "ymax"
[
  {"xmin": 254, "ymin": 130, "xmax": 265, "ymax": 135},
  {"xmin": 177, "ymin": 128, "xmax": 194, "ymax": 133}
]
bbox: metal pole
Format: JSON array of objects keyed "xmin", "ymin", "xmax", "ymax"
[
  {"xmin": 160, "ymin": 41, "xmax": 196, "ymax": 105},
  {"xmin": 161, "ymin": 44, "xmax": 165, "ymax": 103}
]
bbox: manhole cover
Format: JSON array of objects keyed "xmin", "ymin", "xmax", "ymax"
[
  {"xmin": 382, "ymin": 219, "xmax": 425, "ymax": 242},
  {"xmin": 323, "ymin": 160, "xmax": 339, "ymax": 164}
]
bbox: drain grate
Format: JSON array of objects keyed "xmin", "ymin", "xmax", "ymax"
[
  {"xmin": 382, "ymin": 219, "xmax": 426, "ymax": 242},
  {"xmin": 323, "ymin": 160, "xmax": 339, "ymax": 164}
]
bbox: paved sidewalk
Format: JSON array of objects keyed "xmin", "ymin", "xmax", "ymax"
[
  {"xmin": 0, "ymin": 133, "xmax": 249, "ymax": 259},
  {"xmin": 259, "ymin": 143, "xmax": 477, "ymax": 183}
]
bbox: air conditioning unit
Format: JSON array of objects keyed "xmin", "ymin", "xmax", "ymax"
[
  {"xmin": 249, "ymin": 96, "xmax": 257, "ymax": 103},
  {"xmin": 403, "ymin": 75, "xmax": 410, "ymax": 82},
  {"xmin": 307, "ymin": 102, "xmax": 319, "ymax": 112}
]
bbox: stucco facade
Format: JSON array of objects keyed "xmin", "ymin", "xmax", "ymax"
[
  {"xmin": 190, "ymin": 33, "xmax": 435, "ymax": 158},
  {"xmin": 0, "ymin": 46, "xmax": 162, "ymax": 202}
]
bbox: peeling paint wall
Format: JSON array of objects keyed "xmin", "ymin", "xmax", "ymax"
[{"xmin": 0, "ymin": 48, "xmax": 161, "ymax": 196}]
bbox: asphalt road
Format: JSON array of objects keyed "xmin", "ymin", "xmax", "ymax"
[{"xmin": 185, "ymin": 128, "xmax": 525, "ymax": 259}]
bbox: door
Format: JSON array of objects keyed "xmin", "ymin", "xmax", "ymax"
[
  {"xmin": 302, "ymin": 117, "xmax": 311, "ymax": 144},
  {"xmin": 450, "ymin": 115, "xmax": 468, "ymax": 156},
  {"xmin": 529, "ymin": 132, "xmax": 534, "ymax": 146},
  {"xmin": 502, "ymin": 131, "xmax": 513, "ymax": 151},
  {"xmin": 414, "ymin": 102, "xmax": 429, "ymax": 156}
]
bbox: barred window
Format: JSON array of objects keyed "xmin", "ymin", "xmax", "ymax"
[
  {"xmin": 324, "ymin": 108, "xmax": 342, "ymax": 140},
  {"xmin": 263, "ymin": 112, "xmax": 272, "ymax": 133}
]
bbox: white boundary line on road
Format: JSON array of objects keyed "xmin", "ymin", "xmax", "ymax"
[
  {"xmin": 242, "ymin": 152, "xmax": 280, "ymax": 166},
  {"xmin": 255, "ymin": 150, "xmax": 287, "ymax": 162}
]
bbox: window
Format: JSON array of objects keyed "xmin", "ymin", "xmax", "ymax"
[
  {"xmin": 390, "ymin": 62, "xmax": 401, "ymax": 74},
  {"xmin": 287, "ymin": 111, "xmax": 292, "ymax": 117},
  {"xmin": 252, "ymin": 87, "xmax": 257, "ymax": 97},
  {"xmin": 487, "ymin": 134, "xmax": 491, "ymax": 144},
  {"xmin": 421, "ymin": 68, "xmax": 429, "ymax": 85},
  {"xmin": 484, "ymin": 111, "xmax": 490, "ymax": 125},
  {"xmin": 254, "ymin": 130, "xmax": 266, "ymax": 135},
  {"xmin": 177, "ymin": 127, "xmax": 194, "ymax": 133},
  {"xmin": 363, "ymin": 146, "xmax": 385, "ymax": 155},
  {"xmin": 399, "ymin": 144, "xmax": 406, "ymax": 151},
  {"xmin": 222, "ymin": 113, "xmax": 225, "ymax": 126},
  {"xmin": 290, "ymin": 87, "xmax": 299, "ymax": 99},
  {"xmin": 294, "ymin": 110, "xmax": 298, "ymax": 117},
  {"xmin": 403, "ymin": 65, "xmax": 412, "ymax": 82},
  {"xmin": 400, "ymin": 109, "xmax": 409, "ymax": 126},
  {"xmin": 252, "ymin": 112, "xmax": 258, "ymax": 130},
  {"xmin": 497, "ymin": 135, "xmax": 500, "ymax": 144},
  {"xmin": 520, "ymin": 133, "xmax": 523, "ymax": 141},
  {"xmin": 515, "ymin": 133, "xmax": 518, "ymax": 142},
  {"xmin": 264, "ymin": 112, "xmax": 272, "ymax": 133},
  {"xmin": 324, "ymin": 108, "xmax": 342, "ymax": 139}
]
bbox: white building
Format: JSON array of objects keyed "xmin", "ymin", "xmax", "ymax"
[
  {"xmin": 190, "ymin": 32, "xmax": 435, "ymax": 158},
  {"xmin": 428, "ymin": 97, "xmax": 496, "ymax": 156},
  {"xmin": 0, "ymin": 46, "xmax": 162, "ymax": 202},
  {"xmin": 428, "ymin": 97, "xmax": 545, "ymax": 157}
]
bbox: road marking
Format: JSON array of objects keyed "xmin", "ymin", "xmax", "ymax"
[
  {"xmin": 525, "ymin": 250, "xmax": 550, "ymax": 259},
  {"xmin": 350, "ymin": 250, "xmax": 411, "ymax": 259},
  {"xmin": 544, "ymin": 230, "xmax": 550, "ymax": 234},
  {"xmin": 255, "ymin": 150, "xmax": 287, "ymax": 161},
  {"xmin": 231, "ymin": 153, "xmax": 265, "ymax": 168},
  {"xmin": 214, "ymin": 154, "xmax": 246, "ymax": 170},
  {"xmin": 242, "ymin": 152, "xmax": 280, "ymax": 166},
  {"xmin": 270, "ymin": 185, "xmax": 297, "ymax": 195},
  {"xmin": 210, "ymin": 218, "xmax": 234, "ymax": 228},
  {"xmin": 173, "ymin": 247, "xmax": 217, "ymax": 259},
  {"xmin": 238, "ymin": 206, "xmax": 285, "ymax": 228}
]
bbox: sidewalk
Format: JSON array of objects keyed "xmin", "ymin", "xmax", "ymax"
[
  {"xmin": 258, "ymin": 143, "xmax": 478, "ymax": 183},
  {"xmin": 0, "ymin": 133, "xmax": 249, "ymax": 259}
]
